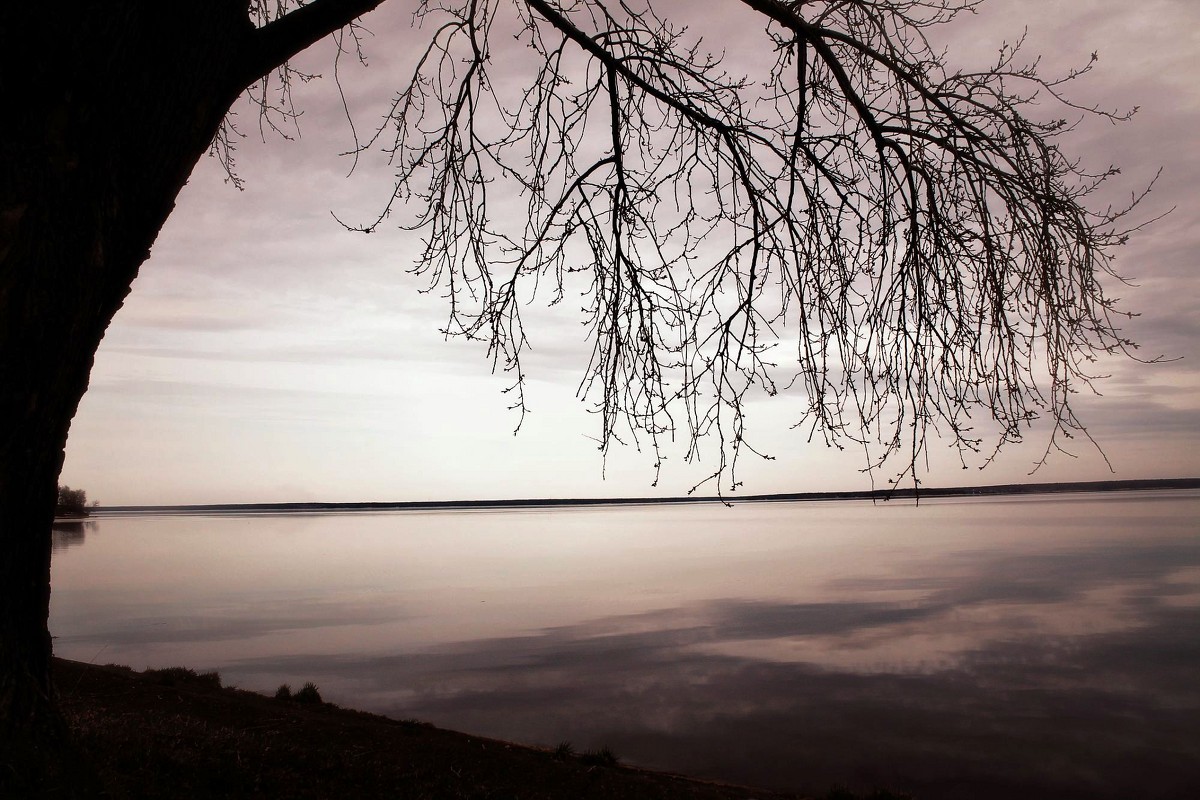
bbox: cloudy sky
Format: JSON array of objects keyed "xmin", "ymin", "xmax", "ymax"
[{"xmin": 60, "ymin": 0, "xmax": 1200, "ymax": 505}]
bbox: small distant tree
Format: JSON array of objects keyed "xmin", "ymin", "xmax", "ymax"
[{"xmin": 54, "ymin": 486, "xmax": 89, "ymax": 518}]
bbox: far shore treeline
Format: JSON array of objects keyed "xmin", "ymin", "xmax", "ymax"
[
  {"xmin": 92, "ymin": 477, "xmax": 1200, "ymax": 516},
  {"xmin": 54, "ymin": 486, "xmax": 94, "ymax": 518}
]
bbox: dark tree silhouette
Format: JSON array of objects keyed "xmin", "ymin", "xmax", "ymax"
[
  {"xmin": 54, "ymin": 487, "xmax": 89, "ymax": 518},
  {"xmin": 0, "ymin": 0, "xmax": 1147, "ymax": 780}
]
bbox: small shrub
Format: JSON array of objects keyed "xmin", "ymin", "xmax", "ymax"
[
  {"xmin": 293, "ymin": 682, "xmax": 323, "ymax": 704},
  {"xmin": 552, "ymin": 741, "xmax": 575, "ymax": 761},
  {"xmin": 197, "ymin": 670, "xmax": 222, "ymax": 689},
  {"xmin": 579, "ymin": 746, "xmax": 619, "ymax": 767},
  {"xmin": 274, "ymin": 684, "xmax": 292, "ymax": 700},
  {"xmin": 144, "ymin": 667, "xmax": 221, "ymax": 689},
  {"xmin": 144, "ymin": 666, "xmax": 188, "ymax": 685}
]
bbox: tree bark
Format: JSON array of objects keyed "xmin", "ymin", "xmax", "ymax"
[
  {"xmin": 0, "ymin": 1, "xmax": 388, "ymax": 783},
  {"xmin": 0, "ymin": 1, "xmax": 255, "ymax": 786}
]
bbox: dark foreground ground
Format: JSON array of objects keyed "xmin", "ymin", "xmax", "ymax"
[{"xmin": 48, "ymin": 659, "xmax": 907, "ymax": 800}]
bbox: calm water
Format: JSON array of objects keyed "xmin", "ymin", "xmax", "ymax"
[{"xmin": 50, "ymin": 492, "xmax": 1200, "ymax": 799}]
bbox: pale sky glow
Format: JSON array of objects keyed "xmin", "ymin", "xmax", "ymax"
[{"xmin": 60, "ymin": 0, "xmax": 1200, "ymax": 505}]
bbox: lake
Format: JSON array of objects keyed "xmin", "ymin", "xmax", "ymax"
[{"xmin": 50, "ymin": 491, "xmax": 1200, "ymax": 799}]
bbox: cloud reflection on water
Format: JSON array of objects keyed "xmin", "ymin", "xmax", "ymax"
[{"xmin": 222, "ymin": 537, "xmax": 1200, "ymax": 800}]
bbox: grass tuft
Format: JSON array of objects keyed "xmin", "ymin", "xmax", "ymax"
[
  {"xmin": 397, "ymin": 718, "xmax": 433, "ymax": 730},
  {"xmin": 579, "ymin": 746, "xmax": 619, "ymax": 767},
  {"xmin": 274, "ymin": 684, "xmax": 292, "ymax": 701},
  {"xmin": 552, "ymin": 741, "xmax": 575, "ymax": 761},
  {"xmin": 293, "ymin": 682, "xmax": 323, "ymax": 705}
]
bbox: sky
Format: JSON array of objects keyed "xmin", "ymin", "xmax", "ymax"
[{"xmin": 59, "ymin": 0, "xmax": 1200, "ymax": 505}]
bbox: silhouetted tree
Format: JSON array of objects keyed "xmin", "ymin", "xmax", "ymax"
[
  {"xmin": 54, "ymin": 487, "xmax": 89, "ymax": 518},
  {"xmin": 0, "ymin": 0, "xmax": 1148, "ymax": 779}
]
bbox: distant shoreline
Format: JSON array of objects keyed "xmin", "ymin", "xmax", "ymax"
[{"xmin": 93, "ymin": 477, "xmax": 1200, "ymax": 516}]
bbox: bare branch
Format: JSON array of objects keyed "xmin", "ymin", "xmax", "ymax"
[
  {"xmin": 331, "ymin": 0, "xmax": 1152, "ymax": 491},
  {"xmin": 244, "ymin": 0, "xmax": 387, "ymax": 86}
]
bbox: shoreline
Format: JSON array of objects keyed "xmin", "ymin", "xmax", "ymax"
[
  {"xmin": 53, "ymin": 658, "xmax": 848, "ymax": 799},
  {"xmin": 91, "ymin": 477, "xmax": 1200, "ymax": 516}
]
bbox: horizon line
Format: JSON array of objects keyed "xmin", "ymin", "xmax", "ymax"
[{"xmin": 89, "ymin": 477, "xmax": 1200, "ymax": 515}]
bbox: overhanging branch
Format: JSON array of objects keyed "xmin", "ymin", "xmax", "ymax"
[{"xmin": 242, "ymin": 0, "xmax": 386, "ymax": 87}]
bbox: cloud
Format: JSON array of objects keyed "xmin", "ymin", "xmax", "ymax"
[{"xmin": 62, "ymin": 0, "xmax": 1200, "ymax": 503}]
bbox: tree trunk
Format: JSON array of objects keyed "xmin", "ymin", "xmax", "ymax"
[{"xmin": 0, "ymin": 2, "xmax": 255, "ymax": 786}]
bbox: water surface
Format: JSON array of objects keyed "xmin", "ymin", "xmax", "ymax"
[{"xmin": 51, "ymin": 491, "xmax": 1200, "ymax": 799}]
